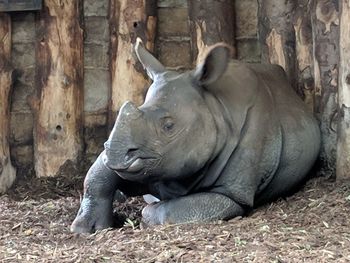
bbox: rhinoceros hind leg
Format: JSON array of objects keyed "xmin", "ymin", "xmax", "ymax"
[{"xmin": 141, "ymin": 192, "xmax": 244, "ymax": 226}]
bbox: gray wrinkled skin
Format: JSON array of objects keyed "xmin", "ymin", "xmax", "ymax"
[{"xmin": 71, "ymin": 41, "xmax": 321, "ymax": 233}]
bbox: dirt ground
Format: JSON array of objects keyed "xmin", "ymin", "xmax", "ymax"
[{"xmin": 1, "ymin": 173, "xmax": 350, "ymax": 263}]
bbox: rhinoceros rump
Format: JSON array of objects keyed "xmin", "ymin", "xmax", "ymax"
[{"xmin": 71, "ymin": 39, "xmax": 320, "ymax": 233}]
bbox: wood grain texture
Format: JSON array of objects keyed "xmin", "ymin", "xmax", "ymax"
[
  {"xmin": 32, "ymin": 0, "xmax": 84, "ymax": 177},
  {"xmin": 188, "ymin": 0, "xmax": 235, "ymax": 65},
  {"xmin": 312, "ymin": 0, "xmax": 339, "ymax": 176},
  {"xmin": 109, "ymin": 0, "xmax": 157, "ymax": 126},
  {"xmin": 294, "ymin": 0, "xmax": 315, "ymax": 111},
  {"xmin": 0, "ymin": 13, "xmax": 16, "ymax": 193},
  {"xmin": 258, "ymin": 0, "xmax": 298, "ymax": 92},
  {"xmin": 337, "ymin": 0, "xmax": 350, "ymax": 178}
]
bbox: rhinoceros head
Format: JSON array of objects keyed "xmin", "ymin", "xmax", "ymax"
[{"xmin": 103, "ymin": 39, "xmax": 232, "ymax": 182}]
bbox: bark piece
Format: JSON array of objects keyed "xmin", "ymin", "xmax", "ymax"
[
  {"xmin": 0, "ymin": 14, "xmax": 16, "ymax": 193},
  {"xmin": 32, "ymin": 0, "xmax": 84, "ymax": 177}
]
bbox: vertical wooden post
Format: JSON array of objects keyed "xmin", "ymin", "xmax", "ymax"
[
  {"xmin": 109, "ymin": 0, "xmax": 120, "ymax": 126},
  {"xmin": 258, "ymin": 0, "xmax": 298, "ymax": 92},
  {"xmin": 0, "ymin": 14, "xmax": 16, "ymax": 193},
  {"xmin": 312, "ymin": 0, "xmax": 339, "ymax": 176},
  {"xmin": 32, "ymin": 0, "xmax": 84, "ymax": 177},
  {"xmin": 337, "ymin": 0, "xmax": 350, "ymax": 179},
  {"xmin": 188, "ymin": 0, "xmax": 235, "ymax": 64},
  {"xmin": 109, "ymin": 0, "xmax": 158, "ymax": 125},
  {"xmin": 294, "ymin": 0, "xmax": 315, "ymax": 111}
]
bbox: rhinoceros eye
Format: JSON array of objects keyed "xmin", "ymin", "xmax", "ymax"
[{"xmin": 161, "ymin": 118, "xmax": 175, "ymax": 133}]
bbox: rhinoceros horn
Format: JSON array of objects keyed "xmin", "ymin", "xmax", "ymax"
[{"xmin": 134, "ymin": 37, "xmax": 165, "ymax": 80}]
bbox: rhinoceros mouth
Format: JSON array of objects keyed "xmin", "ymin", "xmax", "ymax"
[
  {"xmin": 106, "ymin": 157, "xmax": 143, "ymax": 173},
  {"xmin": 114, "ymin": 157, "xmax": 161, "ymax": 182},
  {"xmin": 112, "ymin": 156, "xmax": 158, "ymax": 173},
  {"xmin": 125, "ymin": 158, "xmax": 144, "ymax": 173},
  {"xmin": 103, "ymin": 150, "xmax": 160, "ymax": 180}
]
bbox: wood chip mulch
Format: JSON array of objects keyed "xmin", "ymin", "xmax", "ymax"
[{"xmin": 1, "ymin": 174, "xmax": 350, "ymax": 263}]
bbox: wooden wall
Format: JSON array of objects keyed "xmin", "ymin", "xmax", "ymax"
[
  {"xmin": 1, "ymin": 0, "xmax": 347, "ymax": 193},
  {"xmin": 0, "ymin": 0, "xmax": 259, "ymax": 192}
]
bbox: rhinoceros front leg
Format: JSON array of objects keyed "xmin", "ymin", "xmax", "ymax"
[
  {"xmin": 142, "ymin": 192, "xmax": 245, "ymax": 226},
  {"xmin": 70, "ymin": 152, "xmax": 118, "ymax": 233}
]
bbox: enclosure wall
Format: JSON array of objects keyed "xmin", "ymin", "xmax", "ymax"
[{"xmin": 2, "ymin": 0, "xmax": 259, "ymax": 182}]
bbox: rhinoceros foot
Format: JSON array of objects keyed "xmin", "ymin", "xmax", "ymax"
[
  {"xmin": 142, "ymin": 202, "xmax": 166, "ymax": 226},
  {"xmin": 70, "ymin": 197, "xmax": 114, "ymax": 234}
]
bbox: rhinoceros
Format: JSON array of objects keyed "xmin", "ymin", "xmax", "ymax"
[{"xmin": 71, "ymin": 39, "xmax": 320, "ymax": 233}]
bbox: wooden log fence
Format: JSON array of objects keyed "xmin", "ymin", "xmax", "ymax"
[{"xmin": 0, "ymin": 0, "xmax": 350, "ymax": 192}]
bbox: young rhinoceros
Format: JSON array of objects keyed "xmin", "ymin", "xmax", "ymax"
[{"xmin": 71, "ymin": 39, "xmax": 320, "ymax": 233}]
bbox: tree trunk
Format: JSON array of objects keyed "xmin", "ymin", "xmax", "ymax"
[
  {"xmin": 0, "ymin": 14, "xmax": 16, "ymax": 193},
  {"xmin": 294, "ymin": 0, "xmax": 315, "ymax": 111},
  {"xmin": 32, "ymin": 0, "xmax": 84, "ymax": 177},
  {"xmin": 109, "ymin": 0, "xmax": 157, "ymax": 126},
  {"xmin": 188, "ymin": 0, "xmax": 235, "ymax": 65},
  {"xmin": 337, "ymin": 0, "xmax": 350, "ymax": 179},
  {"xmin": 312, "ymin": 0, "xmax": 339, "ymax": 177},
  {"xmin": 258, "ymin": 0, "xmax": 298, "ymax": 93}
]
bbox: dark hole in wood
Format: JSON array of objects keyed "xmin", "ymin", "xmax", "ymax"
[
  {"xmin": 56, "ymin": 125, "xmax": 62, "ymax": 131},
  {"xmin": 346, "ymin": 74, "xmax": 350, "ymax": 85},
  {"xmin": 133, "ymin": 22, "xmax": 138, "ymax": 28}
]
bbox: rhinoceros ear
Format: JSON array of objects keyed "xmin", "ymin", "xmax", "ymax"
[
  {"xmin": 194, "ymin": 43, "xmax": 233, "ymax": 86},
  {"xmin": 134, "ymin": 38, "xmax": 165, "ymax": 80}
]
